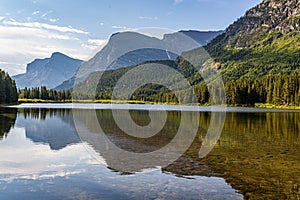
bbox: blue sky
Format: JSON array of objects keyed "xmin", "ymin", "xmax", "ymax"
[{"xmin": 0, "ymin": 0, "xmax": 262, "ymax": 75}]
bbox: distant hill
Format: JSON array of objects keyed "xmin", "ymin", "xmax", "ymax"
[
  {"xmin": 55, "ymin": 30, "xmax": 222, "ymax": 90},
  {"xmin": 13, "ymin": 52, "xmax": 83, "ymax": 89}
]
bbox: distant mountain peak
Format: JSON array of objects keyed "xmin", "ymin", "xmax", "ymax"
[
  {"xmin": 163, "ymin": 30, "xmax": 223, "ymax": 46},
  {"xmin": 51, "ymin": 52, "xmax": 68, "ymax": 58},
  {"xmin": 13, "ymin": 52, "xmax": 83, "ymax": 89}
]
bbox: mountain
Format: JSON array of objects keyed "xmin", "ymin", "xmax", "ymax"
[
  {"xmin": 71, "ymin": 0, "xmax": 300, "ymax": 106},
  {"xmin": 208, "ymin": 0, "xmax": 300, "ymax": 49},
  {"xmin": 13, "ymin": 52, "xmax": 83, "ymax": 89},
  {"xmin": 181, "ymin": 0, "xmax": 300, "ymax": 81},
  {"xmin": 177, "ymin": 0, "xmax": 300, "ymax": 105},
  {"xmin": 106, "ymin": 48, "xmax": 178, "ymax": 70},
  {"xmin": 164, "ymin": 30, "xmax": 224, "ymax": 46},
  {"xmin": 55, "ymin": 30, "xmax": 222, "ymax": 90}
]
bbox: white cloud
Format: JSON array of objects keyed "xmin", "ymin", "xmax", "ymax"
[
  {"xmin": 112, "ymin": 25, "xmax": 135, "ymax": 30},
  {"xmin": 40, "ymin": 10, "xmax": 60, "ymax": 23},
  {"xmin": 0, "ymin": 26, "xmax": 79, "ymax": 41},
  {"xmin": 0, "ymin": 16, "xmax": 4, "ymax": 21},
  {"xmin": 49, "ymin": 18, "xmax": 59, "ymax": 23},
  {"xmin": 32, "ymin": 10, "xmax": 40, "ymax": 15},
  {"xmin": 0, "ymin": 61, "xmax": 19, "ymax": 65},
  {"xmin": 100, "ymin": 22, "xmax": 105, "ymax": 26},
  {"xmin": 0, "ymin": 62, "xmax": 25, "ymax": 75},
  {"xmin": 138, "ymin": 16, "xmax": 158, "ymax": 20},
  {"xmin": 81, "ymin": 39, "xmax": 107, "ymax": 53},
  {"xmin": 3, "ymin": 19, "xmax": 89, "ymax": 35},
  {"xmin": 174, "ymin": 0, "xmax": 184, "ymax": 4},
  {"xmin": 41, "ymin": 10, "xmax": 53, "ymax": 19},
  {"xmin": 88, "ymin": 39, "xmax": 107, "ymax": 46},
  {"xmin": 0, "ymin": 20, "xmax": 100, "ymax": 75}
]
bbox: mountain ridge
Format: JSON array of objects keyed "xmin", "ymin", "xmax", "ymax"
[
  {"xmin": 55, "ymin": 30, "xmax": 222, "ymax": 90},
  {"xmin": 13, "ymin": 52, "xmax": 83, "ymax": 89},
  {"xmin": 207, "ymin": 0, "xmax": 300, "ymax": 50}
]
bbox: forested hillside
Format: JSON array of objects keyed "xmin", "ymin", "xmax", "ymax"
[
  {"xmin": 202, "ymin": 0, "xmax": 300, "ymax": 80},
  {"xmin": 180, "ymin": 0, "xmax": 300, "ymax": 106}
]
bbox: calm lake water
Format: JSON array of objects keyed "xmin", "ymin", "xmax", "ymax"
[{"xmin": 0, "ymin": 104, "xmax": 299, "ymax": 199}]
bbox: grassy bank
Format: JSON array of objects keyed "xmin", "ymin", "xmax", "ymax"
[
  {"xmin": 255, "ymin": 103, "xmax": 300, "ymax": 110},
  {"xmin": 18, "ymin": 98, "xmax": 153, "ymax": 104},
  {"xmin": 17, "ymin": 99, "xmax": 300, "ymax": 110}
]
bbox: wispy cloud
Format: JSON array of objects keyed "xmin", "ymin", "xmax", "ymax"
[
  {"xmin": 3, "ymin": 19, "xmax": 89, "ymax": 35},
  {"xmin": 41, "ymin": 10, "xmax": 53, "ymax": 19},
  {"xmin": 88, "ymin": 39, "xmax": 107, "ymax": 46},
  {"xmin": 0, "ymin": 16, "xmax": 4, "ymax": 21},
  {"xmin": 0, "ymin": 61, "xmax": 25, "ymax": 75},
  {"xmin": 138, "ymin": 16, "xmax": 158, "ymax": 20},
  {"xmin": 49, "ymin": 18, "xmax": 59, "ymax": 23},
  {"xmin": 32, "ymin": 10, "xmax": 40, "ymax": 15},
  {"xmin": 112, "ymin": 25, "xmax": 135, "ymax": 30},
  {"xmin": 81, "ymin": 39, "xmax": 107, "ymax": 52},
  {"xmin": 0, "ymin": 20, "xmax": 97, "ymax": 75},
  {"xmin": 36, "ymin": 10, "xmax": 61, "ymax": 23},
  {"xmin": 0, "ymin": 61, "xmax": 25, "ymax": 66},
  {"xmin": 174, "ymin": 0, "xmax": 184, "ymax": 5}
]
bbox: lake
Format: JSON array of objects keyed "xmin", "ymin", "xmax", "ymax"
[{"xmin": 0, "ymin": 104, "xmax": 299, "ymax": 199}]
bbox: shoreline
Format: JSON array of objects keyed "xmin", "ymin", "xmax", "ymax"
[
  {"xmin": 15, "ymin": 99, "xmax": 300, "ymax": 110},
  {"xmin": 16, "ymin": 99, "xmax": 300, "ymax": 110}
]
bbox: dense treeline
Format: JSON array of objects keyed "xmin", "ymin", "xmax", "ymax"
[
  {"xmin": 148, "ymin": 73, "xmax": 300, "ymax": 106},
  {"xmin": 95, "ymin": 73, "xmax": 300, "ymax": 107},
  {"xmin": 17, "ymin": 72, "xmax": 300, "ymax": 106},
  {"xmin": 0, "ymin": 69, "xmax": 18, "ymax": 104},
  {"xmin": 19, "ymin": 86, "xmax": 72, "ymax": 101},
  {"xmin": 225, "ymin": 73, "xmax": 300, "ymax": 106}
]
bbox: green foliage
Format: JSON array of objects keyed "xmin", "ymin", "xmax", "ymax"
[
  {"xmin": 0, "ymin": 69, "xmax": 18, "ymax": 104},
  {"xmin": 18, "ymin": 87, "xmax": 72, "ymax": 101},
  {"xmin": 224, "ymin": 73, "xmax": 300, "ymax": 106},
  {"xmin": 69, "ymin": 50, "xmax": 300, "ymax": 107}
]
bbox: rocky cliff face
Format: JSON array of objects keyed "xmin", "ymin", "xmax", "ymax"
[
  {"xmin": 209, "ymin": 0, "xmax": 300, "ymax": 49},
  {"xmin": 13, "ymin": 52, "xmax": 82, "ymax": 89}
]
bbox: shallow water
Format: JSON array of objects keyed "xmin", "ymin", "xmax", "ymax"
[{"xmin": 0, "ymin": 104, "xmax": 299, "ymax": 199}]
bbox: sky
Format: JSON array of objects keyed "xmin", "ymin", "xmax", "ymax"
[{"xmin": 0, "ymin": 0, "xmax": 262, "ymax": 75}]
